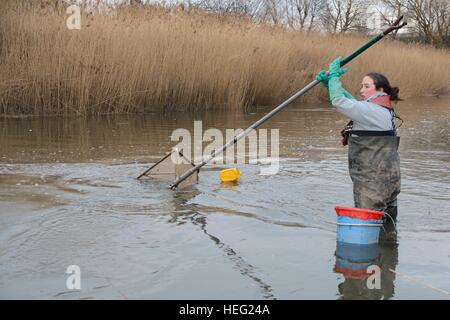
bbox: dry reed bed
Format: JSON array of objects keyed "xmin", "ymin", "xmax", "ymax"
[{"xmin": 1, "ymin": 1, "xmax": 449, "ymax": 115}]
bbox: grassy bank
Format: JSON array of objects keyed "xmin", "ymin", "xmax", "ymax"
[{"xmin": 1, "ymin": 1, "xmax": 449, "ymax": 115}]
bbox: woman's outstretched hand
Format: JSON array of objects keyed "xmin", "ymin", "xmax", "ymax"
[
  {"xmin": 315, "ymin": 70, "xmax": 330, "ymax": 88},
  {"xmin": 328, "ymin": 56, "xmax": 348, "ymax": 78},
  {"xmin": 328, "ymin": 57, "xmax": 353, "ymax": 101},
  {"xmin": 315, "ymin": 57, "xmax": 348, "ymax": 91}
]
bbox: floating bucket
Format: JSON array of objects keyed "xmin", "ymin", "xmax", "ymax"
[
  {"xmin": 335, "ymin": 206, "xmax": 384, "ymax": 245},
  {"xmin": 219, "ymin": 168, "xmax": 241, "ymax": 182}
]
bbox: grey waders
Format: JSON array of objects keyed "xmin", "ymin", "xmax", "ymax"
[{"xmin": 348, "ymin": 135, "xmax": 401, "ymax": 226}]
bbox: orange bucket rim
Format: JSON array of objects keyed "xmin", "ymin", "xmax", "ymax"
[{"xmin": 335, "ymin": 206, "xmax": 385, "ymax": 219}]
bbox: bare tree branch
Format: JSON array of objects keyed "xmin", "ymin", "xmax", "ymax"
[
  {"xmin": 406, "ymin": 0, "xmax": 450, "ymax": 47},
  {"xmin": 320, "ymin": 0, "xmax": 368, "ymax": 33}
]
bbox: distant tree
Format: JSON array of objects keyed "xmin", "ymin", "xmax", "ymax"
[
  {"xmin": 320, "ymin": 0, "xmax": 368, "ymax": 33},
  {"xmin": 260, "ymin": 0, "xmax": 282, "ymax": 24},
  {"xmin": 292, "ymin": 0, "xmax": 326, "ymax": 31},
  {"xmin": 377, "ymin": 0, "xmax": 406, "ymax": 38},
  {"xmin": 254, "ymin": 0, "xmax": 326, "ymax": 30},
  {"xmin": 191, "ymin": 0, "xmax": 264, "ymax": 17},
  {"xmin": 406, "ymin": 0, "xmax": 450, "ymax": 47}
]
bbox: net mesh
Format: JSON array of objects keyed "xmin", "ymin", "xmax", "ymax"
[{"xmin": 138, "ymin": 149, "xmax": 198, "ymax": 188}]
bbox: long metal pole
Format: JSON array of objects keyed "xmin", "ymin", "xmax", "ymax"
[{"xmin": 169, "ymin": 18, "xmax": 406, "ymax": 190}]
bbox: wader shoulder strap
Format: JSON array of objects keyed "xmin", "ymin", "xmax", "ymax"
[
  {"xmin": 341, "ymin": 120, "xmax": 353, "ymax": 146},
  {"xmin": 390, "ymin": 109, "xmax": 403, "ymax": 131}
]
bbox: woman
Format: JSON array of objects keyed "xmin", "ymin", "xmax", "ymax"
[{"xmin": 316, "ymin": 57, "xmax": 402, "ymax": 226}]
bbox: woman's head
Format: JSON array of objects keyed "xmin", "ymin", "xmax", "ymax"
[{"xmin": 360, "ymin": 72, "xmax": 401, "ymax": 101}]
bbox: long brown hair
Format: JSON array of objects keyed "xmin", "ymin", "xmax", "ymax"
[{"xmin": 367, "ymin": 72, "xmax": 402, "ymax": 101}]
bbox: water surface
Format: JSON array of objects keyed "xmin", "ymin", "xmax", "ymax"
[{"xmin": 1, "ymin": 97, "xmax": 449, "ymax": 299}]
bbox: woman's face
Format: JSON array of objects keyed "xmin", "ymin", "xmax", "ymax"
[{"xmin": 360, "ymin": 76, "xmax": 382, "ymax": 100}]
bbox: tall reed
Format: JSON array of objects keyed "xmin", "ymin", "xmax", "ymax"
[{"xmin": 1, "ymin": 1, "xmax": 449, "ymax": 115}]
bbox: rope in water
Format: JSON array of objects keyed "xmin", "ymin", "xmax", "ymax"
[{"xmin": 388, "ymin": 269, "xmax": 450, "ymax": 296}]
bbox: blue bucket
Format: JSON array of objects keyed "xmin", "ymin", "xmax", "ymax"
[
  {"xmin": 337, "ymin": 216, "xmax": 383, "ymax": 245},
  {"xmin": 335, "ymin": 242, "xmax": 380, "ymax": 263}
]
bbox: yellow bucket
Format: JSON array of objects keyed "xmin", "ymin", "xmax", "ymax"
[{"xmin": 219, "ymin": 168, "xmax": 241, "ymax": 182}]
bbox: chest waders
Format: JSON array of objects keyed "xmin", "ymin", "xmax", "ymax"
[{"xmin": 348, "ymin": 131, "xmax": 401, "ymax": 222}]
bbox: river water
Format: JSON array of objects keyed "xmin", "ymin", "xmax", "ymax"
[{"xmin": 1, "ymin": 97, "xmax": 449, "ymax": 299}]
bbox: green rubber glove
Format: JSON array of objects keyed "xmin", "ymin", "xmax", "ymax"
[
  {"xmin": 315, "ymin": 70, "xmax": 330, "ymax": 89},
  {"xmin": 327, "ymin": 56, "xmax": 355, "ymax": 101},
  {"xmin": 328, "ymin": 77, "xmax": 356, "ymax": 100},
  {"xmin": 316, "ymin": 69, "xmax": 354, "ymax": 96},
  {"xmin": 329, "ymin": 56, "xmax": 348, "ymax": 78},
  {"xmin": 329, "ymin": 77, "xmax": 346, "ymax": 101},
  {"xmin": 342, "ymin": 88, "xmax": 356, "ymax": 100},
  {"xmin": 316, "ymin": 57, "xmax": 348, "ymax": 91}
]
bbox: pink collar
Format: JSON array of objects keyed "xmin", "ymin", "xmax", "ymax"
[{"xmin": 371, "ymin": 95, "xmax": 392, "ymax": 109}]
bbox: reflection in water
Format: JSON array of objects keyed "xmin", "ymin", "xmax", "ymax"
[
  {"xmin": 1, "ymin": 97, "xmax": 449, "ymax": 298},
  {"xmin": 219, "ymin": 181, "xmax": 239, "ymax": 190},
  {"xmin": 190, "ymin": 214, "xmax": 276, "ymax": 299},
  {"xmin": 334, "ymin": 238, "xmax": 398, "ymax": 300},
  {"xmin": 169, "ymin": 189, "xmax": 275, "ymax": 299}
]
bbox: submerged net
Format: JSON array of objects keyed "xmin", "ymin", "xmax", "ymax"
[{"xmin": 137, "ymin": 149, "xmax": 198, "ymax": 189}]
